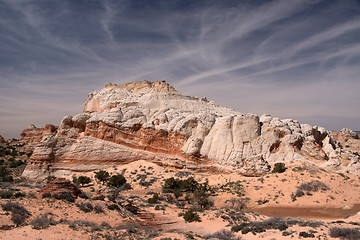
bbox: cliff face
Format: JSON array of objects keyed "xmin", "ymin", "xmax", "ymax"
[{"xmin": 22, "ymin": 81, "xmax": 360, "ymax": 179}]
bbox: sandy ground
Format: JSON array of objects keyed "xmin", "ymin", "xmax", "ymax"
[{"xmin": 1, "ymin": 159, "xmax": 360, "ymax": 239}]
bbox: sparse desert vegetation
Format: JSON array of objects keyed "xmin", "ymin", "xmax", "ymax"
[{"xmin": 0, "ymin": 134, "xmax": 360, "ymax": 239}]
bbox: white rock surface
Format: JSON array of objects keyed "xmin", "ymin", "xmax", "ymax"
[{"xmin": 23, "ymin": 80, "xmax": 359, "ymax": 178}]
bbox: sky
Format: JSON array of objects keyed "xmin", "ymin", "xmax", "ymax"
[{"xmin": 0, "ymin": 0, "xmax": 360, "ymax": 139}]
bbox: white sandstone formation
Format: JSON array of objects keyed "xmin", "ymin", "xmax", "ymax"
[{"xmin": 22, "ymin": 81, "xmax": 360, "ymax": 179}]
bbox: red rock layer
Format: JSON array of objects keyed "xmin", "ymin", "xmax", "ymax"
[
  {"xmin": 84, "ymin": 122, "xmax": 187, "ymax": 158},
  {"xmin": 37, "ymin": 177, "xmax": 82, "ymax": 198},
  {"xmin": 20, "ymin": 124, "xmax": 58, "ymax": 143}
]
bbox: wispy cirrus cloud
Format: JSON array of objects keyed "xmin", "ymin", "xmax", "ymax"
[{"xmin": 0, "ymin": 0, "xmax": 359, "ymax": 138}]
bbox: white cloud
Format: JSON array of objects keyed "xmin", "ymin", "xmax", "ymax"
[{"xmin": 0, "ymin": 0, "xmax": 359, "ymax": 139}]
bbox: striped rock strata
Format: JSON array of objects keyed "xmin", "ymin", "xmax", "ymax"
[{"xmin": 22, "ymin": 81, "xmax": 360, "ymax": 179}]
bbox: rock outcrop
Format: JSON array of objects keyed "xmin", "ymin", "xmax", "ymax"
[
  {"xmin": 0, "ymin": 135, "xmax": 5, "ymax": 143},
  {"xmin": 21, "ymin": 124, "xmax": 58, "ymax": 148},
  {"xmin": 22, "ymin": 81, "xmax": 360, "ymax": 179},
  {"xmin": 37, "ymin": 177, "xmax": 82, "ymax": 199},
  {"xmin": 339, "ymin": 128, "xmax": 359, "ymax": 138}
]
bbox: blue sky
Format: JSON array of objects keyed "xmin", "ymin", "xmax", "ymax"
[{"xmin": 1, "ymin": 0, "xmax": 360, "ymax": 139}]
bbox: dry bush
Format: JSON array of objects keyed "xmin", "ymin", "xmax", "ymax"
[
  {"xmin": 329, "ymin": 227, "xmax": 360, "ymax": 240},
  {"xmin": 291, "ymin": 180, "xmax": 329, "ymax": 201},
  {"xmin": 30, "ymin": 213, "xmax": 57, "ymax": 229},
  {"xmin": 76, "ymin": 202, "xmax": 94, "ymax": 213},
  {"xmin": 94, "ymin": 204, "xmax": 104, "ymax": 214},
  {"xmin": 1, "ymin": 201, "xmax": 31, "ymax": 226},
  {"xmin": 298, "ymin": 180, "xmax": 330, "ymax": 192},
  {"xmin": 205, "ymin": 229, "xmax": 242, "ymax": 240}
]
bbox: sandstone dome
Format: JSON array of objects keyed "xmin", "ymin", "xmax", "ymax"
[{"xmin": 22, "ymin": 81, "xmax": 360, "ymax": 179}]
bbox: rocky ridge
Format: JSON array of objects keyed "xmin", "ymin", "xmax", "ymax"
[{"xmin": 22, "ymin": 81, "xmax": 360, "ymax": 179}]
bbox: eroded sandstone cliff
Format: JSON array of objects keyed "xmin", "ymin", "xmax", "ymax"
[
  {"xmin": 20, "ymin": 124, "xmax": 58, "ymax": 150},
  {"xmin": 22, "ymin": 81, "xmax": 360, "ymax": 179}
]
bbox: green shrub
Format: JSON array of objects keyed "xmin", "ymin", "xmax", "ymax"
[
  {"xmin": 78, "ymin": 176, "xmax": 91, "ymax": 185},
  {"xmin": 2, "ymin": 175, "xmax": 13, "ymax": 182},
  {"xmin": 192, "ymin": 189, "xmax": 213, "ymax": 210},
  {"xmin": 78, "ymin": 192, "xmax": 88, "ymax": 199},
  {"xmin": 14, "ymin": 192, "xmax": 26, "ymax": 198},
  {"xmin": 220, "ymin": 181, "xmax": 244, "ymax": 196},
  {"xmin": 165, "ymin": 194, "xmax": 174, "ymax": 203},
  {"xmin": 73, "ymin": 176, "xmax": 91, "ymax": 186},
  {"xmin": 292, "ymin": 166, "xmax": 305, "ymax": 172},
  {"xmin": 107, "ymin": 174, "xmax": 126, "ymax": 188},
  {"xmin": 52, "ymin": 191, "xmax": 75, "ymax": 202},
  {"xmin": 163, "ymin": 177, "xmax": 178, "ymax": 190},
  {"xmin": 42, "ymin": 192, "xmax": 51, "ymax": 198},
  {"xmin": 0, "ymin": 190, "xmax": 13, "ymax": 199},
  {"xmin": 10, "ymin": 150, "xmax": 18, "ymax": 157},
  {"xmin": 338, "ymin": 172, "xmax": 350, "ymax": 180},
  {"xmin": 299, "ymin": 232, "xmax": 315, "ymax": 238},
  {"xmin": 92, "ymin": 195, "xmax": 105, "ymax": 201},
  {"xmin": 163, "ymin": 177, "xmax": 213, "ymax": 209},
  {"xmin": 0, "ymin": 166, "xmax": 13, "ymax": 182},
  {"xmin": 183, "ymin": 208, "xmax": 201, "ymax": 222},
  {"xmin": 256, "ymin": 198, "xmax": 269, "ymax": 205},
  {"xmin": 9, "ymin": 160, "xmax": 24, "ymax": 168},
  {"xmin": 101, "ymin": 221, "xmax": 111, "ymax": 229},
  {"xmin": 272, "ymin": 163, "xmax": 286, "ymax": 173},
  {"xmin": 148, "ymin": 193, "xmax": 159, "ymax": 204},
  {"xmin": 107, "ymin": 204, "xmax": 120, "ymax": 211},
  {"xmin": 95, "ymin": 170, "xmax": 110, "ymax": 184},
  {"xmin": 46, "ymin": 176, "xmax": 56, "ymax": 183},
  {"xmin": 173, "ymin": 188, "xmax": 183, "ymax": 199},
  {"xmin": 179, "ymin": 177, "xmax": 200, "ymax": 192},
  {"xmin": 125, "ymin": 205, "xmax": 139, "ymax": 215}
]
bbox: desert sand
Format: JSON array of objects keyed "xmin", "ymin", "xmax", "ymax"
[{"xmin": 1, "ymin": 151, "xmax": 360, "ymax": 239}]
